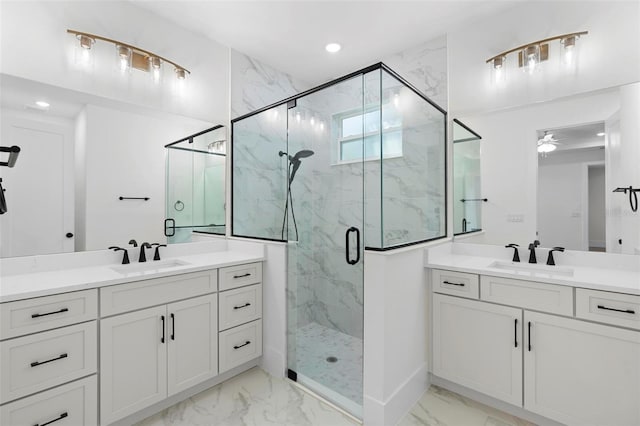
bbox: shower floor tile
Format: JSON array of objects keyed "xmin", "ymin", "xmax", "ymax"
[{"xmin": 295, "ymin": 322, "xmax": 363, "ymax": 408}]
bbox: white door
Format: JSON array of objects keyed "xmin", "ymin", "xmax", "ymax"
[
  {"xmin": 524, "ymin": 311, "xmax": 640, "ymax": 425},
  {"xmin": 167, "ymin": 294, "xmax": 218, "ymax": 395},
  {"xmin": 0, "ymin": 114, "xmax": 74, "ymax": 257},
  {"xmin": 100, "ymin": 306, "xmax": 168, "ymax": 425},
  {"xmin": 433, "ymin": 294, "xmax": 523, "ymax": 406}
]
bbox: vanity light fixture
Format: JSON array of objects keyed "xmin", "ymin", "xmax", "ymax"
[
  {"xmin": 487, "ymin": 31, "xmax": 587, "ymax": 79},
  {"xmin": 67, "ymin": 29, "xmax": 190, "ymax": 81}
]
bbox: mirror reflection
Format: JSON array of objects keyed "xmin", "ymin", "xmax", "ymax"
[
  {"xmin": 0, "ymin": 74, "xmax": 224, "ymax": 258},
  {"xmin": 453, "ymin": 119, "xmax": 483, "ymax": 235},
  {"xmin": 454, "ymin": 82, "xmax": 640, "ymax": 255}
]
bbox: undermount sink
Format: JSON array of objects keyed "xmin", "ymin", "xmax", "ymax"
[
  {"xmin": 110, "ymin": 259, "xmax": 191, "ymax": 275},
  {"xmin": 489, "ymin": 260, "xmax": 574, "ymax": 277}
]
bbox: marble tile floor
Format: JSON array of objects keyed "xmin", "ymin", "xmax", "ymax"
[{"xmin": 137, "ymin": 367, "xmax": 534, "ymax": 426}]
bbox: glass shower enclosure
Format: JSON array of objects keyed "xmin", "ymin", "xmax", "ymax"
[
  {"xmin": 165, "ymin": 126, "xmax": 226, "ymax": 242},
  {"xmin": 232, "ymin": 63, "xmax": 446, "ymax": 418}
]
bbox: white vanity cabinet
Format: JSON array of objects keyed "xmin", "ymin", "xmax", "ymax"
[
  {"xmin": 524, "ymin": 311, "xmax": 640, "ymax": 426},
  {"xmin": 433, "ymin": 294, "xmax": 522, "ymax": 406},
  {"xmin": 430, "ymin": 268, "xmax": 640, "ymax": 425},
  {"xmin": 99, "ymin": 271, "xmax": 219, "ymax": 425},
  {"xmin": 0, "ymin": 290, "xmax": 98, "ymax": 425}
]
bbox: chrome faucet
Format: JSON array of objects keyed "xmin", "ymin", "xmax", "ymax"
[
  {"xmin": 138, "ymin": 242, "xmax": 152, "ymax": 262},
  {"xmin": 528, "ymin": 240, "xmax": 540, "ymax": 264}
]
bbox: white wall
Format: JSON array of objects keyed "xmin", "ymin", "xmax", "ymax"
[
  {"xmin": 459, "ymin": 89, "xmax": 619, "ymax": 247},
  {"xmin": 364, "ymin": 246, "xmax": 429, "ymax": 426},
  {"xmin": 81, "ymin": 104, "xmax": 211, "ymax": 250},
  {"xmin": 448, "ymin": 1, "xmax": 640, "ymax": 116},
  {"xmin": 0, "ymin": 1, "xmax": 229, "ymax": 123}
]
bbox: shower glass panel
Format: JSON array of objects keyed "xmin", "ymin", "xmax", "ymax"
[
  {"xmin": 378, "ymin": 69, "xmax": 447, "ymax": 248},
  {"xmin": 286, "ymin": 75, "xmax": 365, "ymax": 418},
  {"xmin": 165, "ymin": 126, "xmax": 226, "ymax": 243},
  {"xmin": 452, "ymin": 119, "xmax": 483, "ymax": 235},
  {"xmin": 232, "ymin": 104, "xmax": 288, "ymax": 240}
]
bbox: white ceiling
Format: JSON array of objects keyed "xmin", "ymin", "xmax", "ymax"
[{"xmin": 132, "ymin": 0, "xmax": 523, "ymax": 85}]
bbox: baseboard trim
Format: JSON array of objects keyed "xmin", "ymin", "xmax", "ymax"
[
  {"xmin": 364, "ymin": 363, "xmax": 429, "ymax": 426},
  {"xmin": 259, "ymin": 345, "xmax": 285, "ymax": 378},
  {"xmin": 430, "ymin": 374, "xmax": 563, "ymax": 426},
  {"xmin": 110, "ymin": 359, "xmax": 260, "ymax": 426}
]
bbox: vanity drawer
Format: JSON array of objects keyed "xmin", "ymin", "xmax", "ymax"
[
  {"xmin": 576, "ymin": 289, "xmax": 640, "ymax": 330},
  {"xmin": 432, "ymin": 269, "xmax": 480, "ymax": 300},
  {"xmin": 0, "ymin": 375, "xmax": 97, "ymax": 426},
  {"xmin": 219, "ymin": 262, "xmax": 262, "ymax": 291},
  {"xmin": 219, "ymin": 319, "xmax": 262, "ymax": 373},
  {"xmin": 480, "ymin": 276, "xmax": 573, "ymax": 316},
  {"xmin": 0, "ymin": 290, "xmax": 97, "ymax": 340},
  {"xmin": 100, "ymin": 270, "xmax": 217, "ymax": 317},
  {"xmin": 0, "ymin": 321, "xmax": 97, "ymax": 404},
  {"xmin": 219, "ymin": 284, "xmax": 262, "ymax": 331}
]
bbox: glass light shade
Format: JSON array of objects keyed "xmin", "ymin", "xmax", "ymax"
[
  {"xmin": 560, "ymin": 36, "xmax": 579, "ymax": 70},
  {"xmin": 522, "ymin": 44, "xmax": 540, "ymax": 74},
  {"xmin": 116, "ymin": 45, "xmax": 132, "ymax": 73},
  {"xmin": 491, "ymin": 56, "xmax": 506, "ymax": 84},
  {"xmin": 537, "ymin": 142, "xmax": 557, "ymax": 153},
  {"xmin": 175, "ymin": 67, "xmax": 186, "ymax": 80},
  {"xmin": 149, "ymin": 56, "xmax": 162, "ymax": 84},
  {"xmin": 74, "ymin": 35, "xmax": 94, "ymax": 69}
]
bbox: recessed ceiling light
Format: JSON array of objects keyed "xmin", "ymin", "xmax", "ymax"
[
  {"xmin": 596, "ymin": 132, "xmax": 605, "ymax": 136},
  {"xmin": 35, "ymin": 101, "xmax": 50, "ymax": 108},
  {"xmin": 325, "ymin": 43, "xmax": 341, "ymax": 53}
]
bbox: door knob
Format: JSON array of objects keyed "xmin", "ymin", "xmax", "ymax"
[{"xmin": 65, "ymin": 232, "xmax": 74, "ymax": 238}]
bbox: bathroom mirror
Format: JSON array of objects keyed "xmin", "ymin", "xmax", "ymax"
[
  {"xmin": 0, "ymin": 74, "xmax": 226, "ymax": 258},
  {"xmin": 453, "ymin": 82, "xmax": 640, "ymax": 255},
  {"xmin": 452, "ymin": 119, "xmax": 483, "ymax": 236}
]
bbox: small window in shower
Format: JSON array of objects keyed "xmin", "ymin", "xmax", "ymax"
[{"xmin": 336, "ymin": 105, "xmax": 402, "ymax": 163}]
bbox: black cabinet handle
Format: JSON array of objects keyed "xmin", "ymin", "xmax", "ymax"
[
  {"xmin": 233, "ymin": 273, "xmax": 251, "ymax": 279},
  {"xmin": 161, "ymin": 315, "xmax": 165, "ymax": 343},
  {"xmin": 443, "ymin": 280, "xmax": 465, "ymax": 287},
  {"xmin": 528, "ymin": 321, "xmax": 532, "ymax": 352},
  {"xmin": 31, "ymin": 353, "xmax": 68, "ymax": 367},
  {"xmin": 233, "ymin": 303, "xmax": 251, "ymax": 310},
  {"xmin": 233, "ymin": 340, "xmax": 251, "ymax": 350},
  {"xmin": 514, "ymin": 318, "xmax": 518, "ymax": 348},
  {"xmin": 34, "ymin": 412, "xmax": 68, "ymax": 426},
  {"xmin": 65, "ymin": 232, "xmax": 74, "ymax": 238},
  {"xmin": 597, "ymin": 305, "xmax": 635, "ymax": 314},
  {"xmin": 31, "ymin": 308, "xmax": 69, "ymax": 318},
  {"xmin": 170, "ymin": 313, "xmax": 175, "ymax": 341}
]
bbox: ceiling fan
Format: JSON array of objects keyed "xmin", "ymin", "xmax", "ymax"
[{"xmin": 537, "ymin": 131, "xmax": 562, "ymax": 153}]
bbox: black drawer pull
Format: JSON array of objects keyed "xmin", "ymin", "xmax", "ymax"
[
  {"xmin": 528, "ymin": 321, "xmax": 532, "ymax": 352},
  {"xmin": 161, "ymin": 315, "xmax": 165, "ymax": 344},
  {"xmin": 233, "ymin": 303, "xmax": 251, "ymax": 310},
  {"xmin": 170, "ymin": 313, "xmax": 175, "ymax": 341},
  {"xmin": 514, "ymin": 318, "xmax": 518, "ymax": 348},
  {"xmin": 233, "ymin": 273, "xmax": 251, "ymax": 279},
  {"xmin": 443, "ymin": 280, "xmax": 465, "ymax": 287},
  {"xmin": 597, "ymin": 305, "xmax": 635, "ymax": 314},
  {"xmin": 34, "ymin": 412, "xmax": 68, "ymax": 426},
  {"xmin": 31, "ymin": 308, "xmax": 69, "ymax": 318},
  {"xmin": 233, "ymin": 340, "xmax": 251, "ymax": 350},
  {"xmin": 31, "ymin": 353, "xmax": 68, "ymax": 367}
]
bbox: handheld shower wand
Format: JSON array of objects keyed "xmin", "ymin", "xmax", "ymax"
[{"xmin": 279, "ymin": 149, "xmax": 315, "ymax": 240}]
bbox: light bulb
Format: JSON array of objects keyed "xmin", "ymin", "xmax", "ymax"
[
  {"xmin": 116, "ymin": 45, "xmax": 132, "ymax": 73},
  {"xmin": 149, "ymin": 56, "xmax": 161, "ymax": 84}
]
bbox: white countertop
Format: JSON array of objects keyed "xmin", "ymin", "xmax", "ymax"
[
  {"xmin": 425, "ymin": 243, "xmax": 640, "ymax": 296},
  {"xmin": 0, "ymin": 249, "xmax": 265, "ymax": 303}
]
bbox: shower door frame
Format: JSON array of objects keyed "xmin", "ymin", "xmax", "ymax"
[{"xmin": 230, "ymin": 62, "xmax": 449, "ymax": 250}]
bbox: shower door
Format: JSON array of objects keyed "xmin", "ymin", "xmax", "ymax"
[{"xmin": 286, "ymin": 75, "xmax": 365, "ymax": 417}]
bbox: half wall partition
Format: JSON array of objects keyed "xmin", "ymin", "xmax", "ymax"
[{"xmin": 231, "ymin": 63, "xmax": 446, "ymax": 417}]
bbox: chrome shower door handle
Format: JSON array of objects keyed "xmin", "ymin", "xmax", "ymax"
[{"xmin": 345, "ymin": 226, "xmax": 360, "ymax": 265}]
